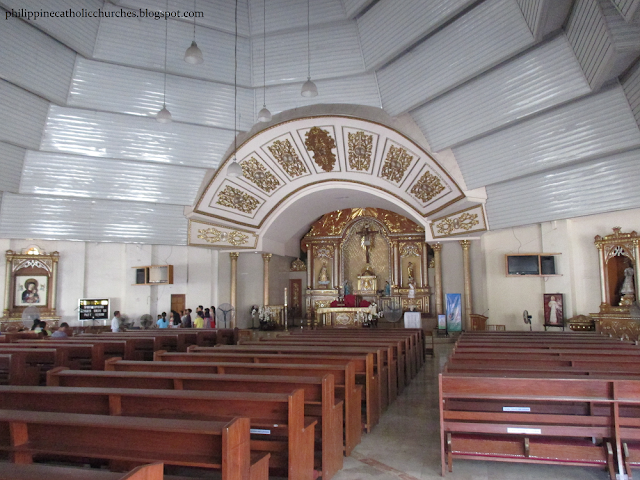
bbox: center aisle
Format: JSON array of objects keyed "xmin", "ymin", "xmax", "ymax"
[{"xmin": 331, "ymin": 344, "xmax": 609, "ymax": 480}]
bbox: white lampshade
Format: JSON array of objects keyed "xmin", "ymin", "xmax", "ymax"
[
  {"xmin": 227, "ymin": 160, "xmax": 243, "ymax": 177},
  {"xmin": 257, "ymin": 105, "xmax": 272, "ymax": 122},
  {"xmin": 301, "ymin": 78, "xmax": 318, "ymax": 97},
  {"xmin": 184, "ymin": 41, "xmax": 204, "ymax": 64},
  {"xmin": 156, "ymin": 105, "xmax": 172, "ymax": 123}
]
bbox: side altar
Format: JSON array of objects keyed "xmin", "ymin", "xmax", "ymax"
[{"xmin": 302, "ymin": 208, "xmax": 432, "ymax": 326}]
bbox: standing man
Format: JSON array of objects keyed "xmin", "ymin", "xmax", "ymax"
[
  {"xmin": 111, "ymin": 311, "xmax": 122, "ymax": 332},
  {"xmin": 157, "ymin": 312, "xmax": 169, "ymax": 329},
  {"xmin": 183, "ymin": 308, "xmax": 192, "ymax": 328}
]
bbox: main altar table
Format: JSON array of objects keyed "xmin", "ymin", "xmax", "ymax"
[{"xmin": 315, "ymin": 307, "xmax": 371, "ymax": 327}]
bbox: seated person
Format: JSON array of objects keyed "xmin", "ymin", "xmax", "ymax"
[{"xmin": 51, "ymin": 322, "xmax": 71, "ymax": 338}]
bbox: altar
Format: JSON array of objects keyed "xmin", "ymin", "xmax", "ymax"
[
  {"xmin": 315, "ymin": 307, "xmax": 372, "ymax": 327},
  {"xmin": 302, "ymin": 208, "xmax": 432, "ymax": 322}
]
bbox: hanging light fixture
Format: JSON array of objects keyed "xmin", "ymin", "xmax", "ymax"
[
  {"xmin": 301, "ymin": 0, "xmax": 317, "ymax": 97},
  {"xmin": 184, "ymin": 0, "xmax": 203, "ymax": 64},
  {"xmin": 156, "ymin": 0, "xmax": 172, "ymax": 123},
  {"xmin": 257, "ymin": 0, "xmax": 272, "ymax": 122},
  {"xmin": 227, "ymin": 0, "xmax": 243, "ymax": 177}
]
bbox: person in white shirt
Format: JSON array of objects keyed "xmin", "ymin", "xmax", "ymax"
[{"xmin": 111, "ymin": 311, "xmax": 122, "ymax": 332}]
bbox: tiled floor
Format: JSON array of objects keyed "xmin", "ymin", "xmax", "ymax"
[{"xmin": 331, "ymin": 344, "xmax": 612, "ymax": 480}]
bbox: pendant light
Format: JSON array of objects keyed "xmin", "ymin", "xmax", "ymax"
[
  {"xmin": 301, "ymin": 0, "xmax": 317, "ymax": 97},
  {"xmin": 227, "ymin": 0, "xmax": 243, "ymax": 177},
  {"xmin": 156, "ymin": 0, "xmax": 172, "ymax": 123},
  {"xmin": 184, "ymin": 0, "xmax": 203, "ymax": 64},
  {"xmin": 257, "ymin": 0, "xmax": 272, "ymax": 122}
]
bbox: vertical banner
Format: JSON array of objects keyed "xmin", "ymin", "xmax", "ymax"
[
  {"xmin": 446, "ymin": 293, "xmax": 462, "ymax": 332},
  {"xmin": 437, "ymin": 314, "xmax": 447, "ymax": 330}
]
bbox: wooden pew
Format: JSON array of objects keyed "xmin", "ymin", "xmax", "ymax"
[
  {"xmin": 267, "ymin": 335, "xmax": 401, "ymax": 399},
  {"xmin": 103, "ymin": 357, "xmax": 363, "ymax": 452},
  {"xmin": 0, "ymin": 385, "xmax": 314, "ymax": 480},
  {"xmin": 0, "ymin": 409, "xmax": 269, "ymax": 480},
  {"xmin": 0, "ymin": 462, "xmax": 164, "ymax": 480},
  {"xmin": 440, "ymin": 373, "xmax": 617, "ymax": 478},
  {"xmin": 5, "ymin": 342, "xmax": 105, "ymax": 370},
  {"xmin": 213, "ymin": 344, "xmax": 381, "ymax": 430},
  {"xmin": 47, "ymin": 368, "xmax": 345, "ymax": 477},
  {"xmin": 0, "ymin": 353, "xmax": 39, "ymax": 386}
]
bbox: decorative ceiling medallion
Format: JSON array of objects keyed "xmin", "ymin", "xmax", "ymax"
[
  {"xmin": 347, "ymin": 131, "xmax": 373, "ymax": 171},
  {"xmin": 198, "ymin": 227, "xmax": 249, "ymax": 246},
  {"xmin": 381, "ymin": 145, "xmax": 412, "ymax": 183},
  {"xmin": 410, "ymin": 171, "xmax": 445, "ymax": 203},
  {"xmin": 430, "ymin": 204, "xmax": 487, "ymax": 238},
  {"xmin": 241, "ymin": 157, "xmax": 280, "ymax": 193},
  {"xmin": 216, "ymin": 186, "xmax": 260, "ymax": 214},
  {"xmin": 290, "ymin": 258, "xmax": 307, "ymax": 271},
  {"xmin": 268, "ymin": 139, "xmax": 307, "ymax": 177},
  {"xmin": 305, "ymin": 127, "xmax": 336, "ymax": 172}
]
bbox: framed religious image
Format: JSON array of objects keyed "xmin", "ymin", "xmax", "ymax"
[
  {"xmin": 544, "ymin": 293, "xmax": 564, "ymax": 327},
  {"xmin": 15, "ymin": 275, "xmax": 48, "ymax": 307}
]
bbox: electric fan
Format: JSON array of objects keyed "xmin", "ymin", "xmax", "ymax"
[
  {"xmin": 139, "ymin": 314, "xmax": 153, "ymax": 329},
  {"xmin": 21, "ymin": 306, "xmax": 40, "ymax": 329},
  {"xmin": 523, "ymin": 310, "xmax": 532, "ymax": 331},
  {"xmin": 216, "ymin": 303, "xmax": 236, "ymax": 329}
]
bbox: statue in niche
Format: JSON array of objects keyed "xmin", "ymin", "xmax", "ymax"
[
  {"xmin": 622, "ymin": 266, "xmax": 635, "ymax": 295},
  {"xmin": 318, "ymin": 261, "xmax": 330, "ymax": 287},
  {"xmin": 357, "ymin": 223, "xmax": 378, "ymax": 267},
  {"xmin": 384, "ymin": 281, "xmax": 391, "ymax": 297},
  {"xmin": 407, "ymin": 262, "xmax": 415, "ymax": 285},
  {"xmin": 343, "ymin": 280, "xmax": 351, "ymax": 296}
]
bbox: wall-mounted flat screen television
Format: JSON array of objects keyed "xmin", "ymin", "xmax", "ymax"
[{"xmin": 507, "ymin": 255, "xmax": 540, "ymax": 275}]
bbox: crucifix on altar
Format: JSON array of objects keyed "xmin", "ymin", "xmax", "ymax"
[{"xmin": 356, "ymin": 223, "xmax": 378, "ymax": 293}]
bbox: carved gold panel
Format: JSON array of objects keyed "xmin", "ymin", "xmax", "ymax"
[
  {"xmin": 215, "ymin": 185, "xmax": 260, "ymax": 214},
  {"xmin": 430, "ymin": 205, "xmax": 487, "ymax": 238},
  {"xmin": 188, "ymin": 220, "xmax": 258, "ymax": 249},
  {"xmin": 240, "ymin": 157, "xmax": 281, "ymax": 194},
  {"xmin": 267, "ymin": 138, "xmax": 308, "ymax": 178},
  {"xmin": 306, "ymin": 207, "xmax": 424, "ymax": 237},
  {"xmin": 347, "ymin": 131, "xmax": 373, "ymax": 171},
  {"xmin": 380, "ymin": 145, "xmax": 412, "ymax": 184},
  {"xmin": 409, "ymin": 170, "xmax": 445, "ymax": 204},
  {"xmin": 304, "ymin": 126, "xmax": 337, "ymax": 173}
]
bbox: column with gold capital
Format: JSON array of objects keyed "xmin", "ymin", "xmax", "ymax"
[
  {"xmin": 262, "ymin": 253, "xmax": 272, "ymax": 305},
  {"xmin": 432, "ymin": 243, "xmax": 443, "ymax": 315},
  {"xmin": 460, "ymin": 240, "xmax": 473, "ymax": 331},
  {"xmin": 229, "ymin": 253, "xmax": 239, "ymax": 327}
]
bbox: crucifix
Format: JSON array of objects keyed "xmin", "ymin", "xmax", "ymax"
[{"xmin": 357, "ymin": 223, "xmax": 379, "ymax": 264}]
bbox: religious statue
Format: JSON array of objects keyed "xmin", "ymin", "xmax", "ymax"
[
  {"xmin": 318, "ymin": 261, "xmax": 330, "ymax": 286},
  {"xmin": 408, "ymin": 282, "xmax": 415, "ymax": 299},
  {"xmin": 621, "ymin": 266, "xmax": 635, "ymax": 295},
  {"xmin": 407, "ymin": 262, "xmax": 415, "ymax": 285},
  {"xmin": 357, "ymin": 223, "xmax": 378, "ymax": 266},
  {"xmin": 384, "ymin": 281, "xmax": 391, "ymax": 296},
  {"xmin": 343, "ymin": 280, "xmax": 351, "ymax": 295}
]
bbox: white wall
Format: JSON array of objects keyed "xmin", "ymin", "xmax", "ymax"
[
  {"xmin": 480, "ymin": 207, "xmax": 640, "ymax": 330},
  {"xmin": 0, "ymin": 239, "xmax": 222, "ymax": 326}
]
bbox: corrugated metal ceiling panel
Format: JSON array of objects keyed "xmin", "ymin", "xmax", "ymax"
[
  {"xmin": 0, "ymin": 193, "xmax": 188, "ymax": 245},
  {"xmin": 0, "ymin": 81, "xmax": 49, "ymax": 150},
  {"xmin": 0, "ymin": 142, "xmax": 25, "ymax": 194},
  {"xmin": 248, "ymin": 0, "xmax": 346, "ymax": 34},
  {"xmin": 412, "ymin": 35, "xmax": 591, "ymax": 151},
  {"xmin": 376, "ymin": 0, "xmax": 535, "ymax": 116},
  {"xmin": 259, "ymin": 73, "xmax": 381, "ymax": 116},
  {"xmin": 252, "ymin": 22, "xmax": 364, "ymax": 86},
  {"xmin": 342, "ymin": 0, "xmax": 375, "ymax": 18},
  {"xmin": 486, "ymin": 149, "xmax": 640, "ymax": 230},
  {"xmin": 41, "ymin": 106, "xmax": 236, "ymax": 169},
  {"xmin": 68, "ymin": 58, "xmax": 254, "ymax": 130},
  {"xmin": 357, "ymin": 0, "xmax": 476, "ymax": 70},
  {"xmin": 21, "ymin": 151, "xmax": 206, "ymax": 206},
  {"xmin": 622, "ymin": 59, "xmax": 640, "ymax": 126},
  {"xmin": 453, "ymin": 85, "xmax": 640, "ymax": 189},
  {"xmin": 0, "ymin": 0, "xmax": 101, "ymax": 57},
  {"xmin": 0, "ymin": 7, "xmax": 76, "ymax": 104},
  {"xmin": 93, "ymin": 3, "xmax": 252, "ymax": 87},
  {"xmin": 115, "ymin": 0, "xmax": 251, "ymax": 36}
]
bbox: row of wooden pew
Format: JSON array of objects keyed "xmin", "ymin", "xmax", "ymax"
[
  {"xmin": 0, "ymin": 327, "xmax": 424, "ymax": 480},
  {"xmin": 440, "ymin": 331, "xmax": 640, "ymax": 479}
]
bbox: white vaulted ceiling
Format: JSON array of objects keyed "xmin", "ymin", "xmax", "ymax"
[{"xmin": 1, "ymin": 0, "xmax": 640, "ymax": 246}]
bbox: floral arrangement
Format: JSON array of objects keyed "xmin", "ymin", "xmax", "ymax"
[{"xmin": 258, "ymin": 306, "xmax": 277, "ymax": 330}]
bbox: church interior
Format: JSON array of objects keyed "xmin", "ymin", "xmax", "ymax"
[{"xmin": 1, "ymin": 0, "xmax": 640, "ymax": 479}]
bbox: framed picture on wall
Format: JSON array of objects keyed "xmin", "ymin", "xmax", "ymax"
[
  {"xmin": 543, "ymin": 293, "xmax": 564, "ymax": 326},
  {"xmin": 15, "ymin": 275, "xmax": 48, "ymax": 307}
]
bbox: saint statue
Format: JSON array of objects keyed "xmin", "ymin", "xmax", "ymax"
[
  {"xmin": 318, "ymin": 261, "xmax": 330, "ymax": 285},
  {"xmin": 407, "ymin": 262, "xmax": 415, "ymax": 285},
  {"xmin": 621, "ymin": 266, "xmax": 635, "ymax": 295},
  {"xmin": 343, "ymin": 280, "xmax": 351, "ymax": 295},
  {"xmin": 384, "ymin": 281, "xmax": 391, "ymax": 296},
  {"xmin": 408, "ymin": 282, "xmax": 415, "ymax": 299}
]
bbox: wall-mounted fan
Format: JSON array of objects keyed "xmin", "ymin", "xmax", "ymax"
[
  {"xmin": 523, "ymin": 310, "xmax": 532, "ymax": 331},
  {"xmin": 139, "ymin": 314, "xmax": 153, "ymax": 329}
]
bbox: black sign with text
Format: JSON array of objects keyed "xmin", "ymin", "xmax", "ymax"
[{"xmin": 79, "ymin": 299, "xmax": 110, "ymax": 321}]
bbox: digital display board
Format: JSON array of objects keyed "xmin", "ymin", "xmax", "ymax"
[{"xmin": 79, "ymin": 298, "xmax": 110, "ymax": 322}]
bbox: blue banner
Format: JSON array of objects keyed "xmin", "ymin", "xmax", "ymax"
[{"xmin": 446, "ymin": 293, "xmax": 462, "ymax": 332}]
